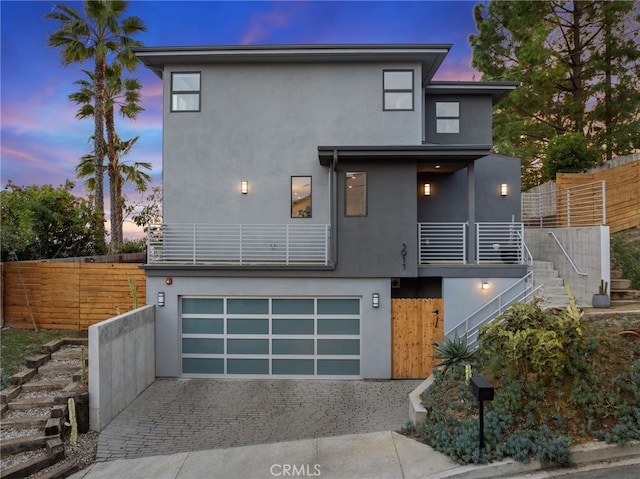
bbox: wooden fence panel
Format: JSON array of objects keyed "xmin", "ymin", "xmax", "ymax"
[
  {"xmin": 2, "ymin": 262, "xmax": 145, "ymax": 330},
  {"xmin": 391, "ymin": 298, "xmax": 443, "ymax": 379}
]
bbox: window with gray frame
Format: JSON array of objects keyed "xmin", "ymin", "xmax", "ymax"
[
  {"xmin": 436, "ymin": 101, "xmax": 460, "ymax": 133},
  {"xmin": 345, "ymin": 172, "xmax": 367, "ymax": 216},
  {"xmin": 291, "ymin": 176, "xmax": 312, "ymax": 218},
  {"xmin": 171, "ymin": 72, "xmax": 201, "ymax": 112},
  {"xmin": 383, "ymin": 70, "xmax": 414, "ymax": 110}
]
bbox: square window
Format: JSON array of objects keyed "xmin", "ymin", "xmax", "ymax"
[
  {"xmin": 435, "ymin": 101, "xmax": 460, "ymax": 133},
  {"xmin": 171, "ymin": 72, "xmax": 200, "ymax": 112},
  {"xmin": 345, "ymin": 172, "xmax": 367, "ymax": 216},
  {"xmin": 383, "ymin": 70, "xmax": 414, "ymax": 111},
  {"xmin": 291, "ymin": 176, "xmax": 312, "ymax": 218}
]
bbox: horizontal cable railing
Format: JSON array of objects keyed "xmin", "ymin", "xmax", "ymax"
[
  {"xmin": 446, "ymin": 271, "xmax": 541, "ymax": 350},
  {"xmin": 477, "ymin": 222, "xmax": 524, "ymax": 264},
  {"xmin": 418, "ymin": 222, "xmax": 467, "ymax": 264},
  {"xmin": 147, "ymin": 224, "xmax": 331, "ymax": 265},
  {"xmin": 522, "ymin": 180, "xmax": 605, "ymax": 228}
]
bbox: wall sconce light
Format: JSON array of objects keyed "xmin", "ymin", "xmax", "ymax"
[
  {"xmin": 481, "ymin": 281, "xmax": 490, "ymax": 290},
  {"xmin": 158, "ymin": 292, "xmax": 165, "ymax": 307},
  {"xmin": 241, "ymin": 180, "xmax": 249, "ymax": 194},
  {"xmin": 372, "ymin": 293, "xmax": 380, "ymax": 308},
  {"xmin": 423, "ymin": 183, "xmax": 431, "ymax": 196},
  {"xmin": 500, "ymin": 183, "xmax": 508, "ymax": 196}
]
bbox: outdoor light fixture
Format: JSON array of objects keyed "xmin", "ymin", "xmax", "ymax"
[
  {"xmin": 500, "ymin": 183, "xmax": 508, "ymax": 196},
  {"xmin": 241, "ymin": 180, "xmax": 249, "ymax": 194},
  {"xmin": 424, "ymin": 183, "xmax": 431, "ymax": 196},
  {"xmin": 372, "ymin": 293, "xmax": 380, "ymax": 308},
  {"xmin": 482, "ymin": 281, "xmax": 490, "ymax": 290},
  {"xmin": 158, "ymin": 292, "xmax": 165, "ymax": 307}
]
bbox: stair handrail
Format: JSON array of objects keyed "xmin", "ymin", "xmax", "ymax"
[
  {"xmin": 445, "ymin": 271, "xmax": 542, "ymax": 349},
  {"xmin": 548, "ymin": 231, "xmax": 588, "ymax": 276}
]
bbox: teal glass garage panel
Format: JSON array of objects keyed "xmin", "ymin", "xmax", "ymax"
[
  {"xmin": 317, "ymin": 319, "xmax": 359, "ymax": 335},
  {"xmin": 182, "ymin": 318, "xmax": 223, "ymax": 334},
  {"xmin": 182, "ymin": 338, "xmax": 224, "ymax": 354},
  {"xmin": 182, "ymin": 298, "xmax": 223, "ymax": 314},
  {"xmin": 272, "ymin": 339, "xmax": 314, "ymax": 355},
  {"xmin": 182, "ymin": 358, "xmax": 224, "ymax": 374},
  {"xmin": 227, "ymin": 359, "xmax": 269, "ymax": 374},
  {"xmin": 317, "ymin": 299, "xmax": 359, "ymax": 315},
  {"xmin": 227, "ymin": 318, "xmax": 269, "ymax": 335},
  {"xmin": 317, "ymin": 339, "xmax": 360, "ymax": 356},
  {"xmin": 227, "ymin": 339, "xmax": 269, "ymax": 355},
  {"xmin": 227, "ymin": 298, "xmax": 269, "ymax": 315},
  {"xmin": 317, "ymin": 359, "xmax": 359, "ymax": 376},
  {"xmin": 272, "ymin": 359, "xmax": 314, "ymax": 375},
  {"xmin": 272, "ymin": 299, "xmax": 314, "ymax": 315},
  {"xmin": 272, "ymin": 319, "xmax": 314, "ymax": 335}
]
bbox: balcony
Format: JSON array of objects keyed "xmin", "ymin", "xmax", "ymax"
[
  {"xmin": 147, "ymin": 224, "xmax": 331, "ymax": 266},
  {"xmin": 419, "ymin": 222, "xmax": 527, "ymax": 265}
]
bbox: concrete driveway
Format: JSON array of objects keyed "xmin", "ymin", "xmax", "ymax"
[{"xmin": 96, "ymin": 378, "xmax": 422, "ymax": 461}]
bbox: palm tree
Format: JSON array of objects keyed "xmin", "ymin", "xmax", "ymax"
[
  {"xmin": 76, "ymin": 136, "xmax": 152, "ymax": 247},
  {"xmin": 46, "ymin": 0, "xmax": 146, "ymax": 243},
  {"xmin": 70, "ymin": 64, "xmax": 144, "ymax": 245}
]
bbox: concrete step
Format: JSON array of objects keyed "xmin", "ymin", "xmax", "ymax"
[
  {"xmin": 542, "ymin": 285, "xmax": 568, "ymax": 296},
  {"xmin": 532, "ymin": 260, "xmax": 555, "ymax": 269},
  {"xmin": 533, "ymin": 269, "xmax": 559, "ymax": 278},
  {"xmin": 534, "ymin": 277, "xmax": 564, "ymax": 287}
]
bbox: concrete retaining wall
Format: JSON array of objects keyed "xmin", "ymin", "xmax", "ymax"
[
  {"xmin": 524, "ymin": 226, "xmax": 610, "ymax": 307},
  {"xmin": 88, "ymin": 305, "xmax": 156, "ymax": 432}
]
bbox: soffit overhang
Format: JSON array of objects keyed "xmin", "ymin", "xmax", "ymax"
[
  {"xmin": 134, "ymin": 44, "xmax": 451, "ymax": 82},
  {"xmin": 426, "ymin": 81, "xmax": 520, "ymax": 105}
]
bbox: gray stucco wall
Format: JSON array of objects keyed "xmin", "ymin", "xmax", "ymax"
[
  {"xmin": 163, "ymin": 62, "xmax": 423, "ymax": 226},
  {"xmin": 424, "ymin": 95, "xmax": 493, "ymax": 145},
  {"xmin": 147, "ymin": 276, "xmax": 391, "ymax": 379}
]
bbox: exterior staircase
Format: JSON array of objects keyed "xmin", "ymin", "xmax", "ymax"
[
  {"xmin": 611, "ymin": 269, "xmax": 640, "ymax": 307},
  {"xmin": 529, "ymin": 260, "xmax": 570, "ymax": 309}
]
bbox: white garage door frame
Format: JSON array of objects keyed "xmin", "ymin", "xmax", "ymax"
[{"xmin": 180, "ymin": 296, "xmax": 362, "ymax": 379}]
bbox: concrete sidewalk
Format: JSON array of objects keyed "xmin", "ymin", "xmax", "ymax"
[{"xmin": 67, "ymin": 431, "xmax": 640, "ymax": 479}]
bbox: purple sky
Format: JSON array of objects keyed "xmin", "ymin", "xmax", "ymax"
[{"xmin": 1, "ymin": 0, "xmax": 481, "ymax": 238}]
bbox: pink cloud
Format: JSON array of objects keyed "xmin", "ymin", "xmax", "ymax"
[{"xmin": 240, "ymin": 4, "xmax": 305, "ymax": 44}]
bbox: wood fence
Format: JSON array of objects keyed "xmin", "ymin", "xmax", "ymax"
[
  {"xmin": 1, "ymin": 262, "xmax": 146, "ymax": 330},
  {"xmin": 557, "ymin": 157, "xmax": 640, "ymax": 233},
  {"xmin": 391, "ymin": 298, "xmax": 443, "ymax": 379}
]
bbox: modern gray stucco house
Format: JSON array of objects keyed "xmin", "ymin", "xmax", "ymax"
[{"xmin": 135, "ymin": 44, "xmax": 525, "ymax": 379}]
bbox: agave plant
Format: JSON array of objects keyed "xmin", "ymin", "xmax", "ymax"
[{"xmin": 432, "ymin": 334, "xmax": 475, "ymax": 373}]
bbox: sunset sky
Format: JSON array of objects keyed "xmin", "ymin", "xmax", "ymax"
[{"xmin": 1, "ymin": 0, "xmax": 482, "ymax": 238}]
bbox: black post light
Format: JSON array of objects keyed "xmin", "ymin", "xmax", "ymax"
[{"xmin": 469, "ymin": 375, "xmax": 495, "ymax": 451}]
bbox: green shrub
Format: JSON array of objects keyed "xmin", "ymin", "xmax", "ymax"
[
  {"xmin": 432, "ymin": 334, "xmax": 475, "ymax": 373},
  {"xmin": 611, "ymin": 233, "xmax": 640, "ymax": 290}
]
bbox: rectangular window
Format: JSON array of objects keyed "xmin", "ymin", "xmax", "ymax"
[
  {"xmin": 436, "ymin": 101, "xmax": 460, "ymax": 133},
  {"xmin": 291, "ymin": 176, "xmax": 312, "ymax": 218},
  {"xmin": 383, "ymin": 70, "xmax": 414, "ymax": 110},
  {"xmin": 345, "ymin": 172, "xmax": 367, "ymax": 217},
  {"xmin": 171, "ymin": 72, "xmax": 200, "ymax": 111}
]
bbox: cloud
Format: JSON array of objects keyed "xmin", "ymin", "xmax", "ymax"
[{"xmin": 240, "ymin": 3, "xmax": 306, "ymax": 45}]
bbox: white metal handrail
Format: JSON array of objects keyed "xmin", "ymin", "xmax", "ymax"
[
  {"xmin": 548, "ymin": 231, "xmax": 588, "ymax": 276},
  {"xmin": 418, "ymin": 222, "xmax": 467, "ymax": 264},
  {"xmin": 147, "ymin": 224, "xmax": 331, "ymax": 265},
  {"xmin": 476, "ymin": 222, "xmax": 524, "ymax": 264},
  {"xmin": 522, "ymin": 180, "xmax": 605, "ymax": 228},
  {"xmin": 445, "ymin": 271, "xmax": 541, "ymax": 350}
]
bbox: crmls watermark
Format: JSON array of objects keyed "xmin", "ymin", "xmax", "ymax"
[{"xmin": 270, "ymin": 463, "xmax": 321, "ymax": 477}]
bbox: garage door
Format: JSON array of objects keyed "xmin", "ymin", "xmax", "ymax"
[{"xmin": 181, "ymin": 297, "xmax": 361, "ymax": 378}]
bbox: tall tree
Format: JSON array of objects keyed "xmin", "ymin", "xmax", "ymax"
[
  {"xmin": 470, "ymin": 0, "xmax": 640, "ymax": 189},
  {"xmin": 76, "ymin": 135, "xmax": 152, "ymax": 247},
  {"xmin": 46, "ymin": 0, "xmax": 146, "ymax": 240},
  {"xmin": 70, "ymin": 64, "xmax": 144, "ymax": 245}
]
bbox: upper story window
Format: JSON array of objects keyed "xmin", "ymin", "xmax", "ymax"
[
  {"xmin": 345, "ymin": 172, "xmax": 367, "ymax": 216},
  {"xmin": 383, "ymin": 70, "xmax": 414, "ymax": 111},
  {"xmin": 291, "ymin": 176, "xmax": 312, "ymax": 218},
  {"xmin": 171, "ymin": 72, "xmax": 200, "ymax": 112},
  {"xmin": 436, "ymin": 101, "xmax": 460, "ymax": 133}
]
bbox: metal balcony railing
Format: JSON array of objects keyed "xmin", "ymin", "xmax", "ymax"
[
  {"xmin": 476, "ymin": 222, "xmax": 525, "ymax": 264},
  {"xmin": 147, "ymin": 224, "xmax": 331, "ymax": 265},
  {"xmin": 418, "ymin": 222, "xmax": 467, "ymax": 264}
]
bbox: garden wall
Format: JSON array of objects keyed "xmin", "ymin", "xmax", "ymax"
[
  {"xmin": 1, "ymin": 262, "xmax": 145, "ymax": 330},
  {"xmin": 88, "ymin": 304, "xmax": 156, "ymax": 432}
]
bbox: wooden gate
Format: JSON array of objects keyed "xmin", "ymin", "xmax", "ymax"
[{"xmin": 391, "ymin": 298, "xmax": 444, "ymax": 379}]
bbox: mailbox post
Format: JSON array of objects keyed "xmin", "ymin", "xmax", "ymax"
[{"xmin": 469, "ymin": 376, "xmax": 494, "ymax": 451}]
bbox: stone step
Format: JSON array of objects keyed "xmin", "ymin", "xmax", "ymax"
[
  {"xmin": 8, "ymin": 396, "xmax": 56, "ymax": 410},
  {"xmin": 21, "ymin": 379, "xmax": 70, "ymax": 392}
]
